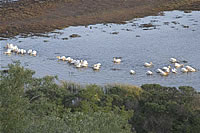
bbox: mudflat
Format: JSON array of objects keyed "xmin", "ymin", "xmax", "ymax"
[{"xmin": 0, "ymin": 0, "xmax": 200, "ymax": 38}]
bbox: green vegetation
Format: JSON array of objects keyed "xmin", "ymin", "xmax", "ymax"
[{"xmin": 0, "ymin": 63, "xmax": 200, "ymax": 133}]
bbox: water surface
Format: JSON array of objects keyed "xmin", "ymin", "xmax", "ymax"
[{"xmin": 1, "ymin": 11, "xmax": 200, "ymax": 89}]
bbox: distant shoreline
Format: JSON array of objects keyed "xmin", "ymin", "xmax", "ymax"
[{"xmin": 0, "ymin": 0, "xmax": 200, "ymax": 38}]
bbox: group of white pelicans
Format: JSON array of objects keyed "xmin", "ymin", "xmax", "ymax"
[
  {"xmin": 56, "ymin": 56, "xmax": 123, "ymax": 70},
  {"xmin": 56, "ymin": 55, "xmax": 102, "ymax": 70},
  {"xmin": 56, "ymin": 56, "xmax": 197, "ymax": 75},
  {"xmin": 3, "ymin": 43, "xmax": 37, "ymax": 56},
  {"xmin": 3, "ymin": 43, "xmax": 197, "ymax": 75},
  {"xmin": 135, "ymin": 57, "xmax": 196, "ymax": 76}
]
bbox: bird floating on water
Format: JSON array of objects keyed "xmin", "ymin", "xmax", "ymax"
[
  {"xmin": 181, "ymin": 68, "xmax": 188, "ymax": 73},
  {"xmin": 170, "ymin": 58, "xmax": 177, "ymax": 63},
  {"xmin": 75, "ymin": 63, "xmax": 82, "ymax": 68},
  {"xmin": 160, "ymin": 70, "xmax": 169, "ymax": 76},
  {"xmin": 144, "ymin": 62, "xmax": 153, "ymax": 67},
  {"xmin": 162, "ymin": 66, "xmax": 171, "ymax": 73},
  {"xmin": 93, "ymin": 65, "xmax": 100, "ymax": 70},
  {"xmin": 93, "ymin": 63, "xmax": 101, "ymax": 70},
  {"xmin": 81, "ymin": 60, "xmax": 88, "ymax": 67},
  {"xmin": 171, "ymin": 68, "xmax": 177, "ymax": 73},
  {"xmin": 175, "ymin": 63, "xmax": 184, "ymax": 68},
  {"xmin": 56, "ymin": 56, "xmax": 66, "ymax": 61},
  {"xmin": 31, "ymin": 50, "xmax": 37, "ymax": 56},
  {"xmin": 4, "ymin": 49, "xmax": 12, "ymax": 55},
  {"xmin": 156, "ymin": 68, "xmax": 163, "ymax": 73},
  {"xmin": 28, "ymin": 49, "xmax": 33, "ymax": 55},
  {"xmin": 146, "ymin": 70, "xmax": 153, "ymax": 75},
  {"xmin": 185, "ymin": 65, "xmax": 196, "ymax": 72},
  {"xmin": 113, "ymin": 57, "xmax": 121, "ymax": 63},
  {"xmin": 130, "ymin": 70, "xmax": 136, "ymax": 75},
  {"xmin": 20, "ymin": 49, "xmax": 26, "ymax": 55},
  {"xmin": 66, "ymin": 57, "xmax": 73, "ymax": 62}
]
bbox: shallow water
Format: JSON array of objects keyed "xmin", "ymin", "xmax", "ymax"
[
  {"xmin": 0, "ymin": 0, "xmax": 19, "ymax": 4},
  {"xmin": 0, "ymin": 10, "xmax": 200, "ymax": 89}
]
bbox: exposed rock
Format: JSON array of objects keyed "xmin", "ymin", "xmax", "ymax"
[{"xmin": 69, "ymin": 34, "xmax": 81, "ymax": 38}]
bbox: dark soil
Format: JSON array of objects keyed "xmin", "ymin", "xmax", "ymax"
[{"xmin": 0, "ymin": 0, "xmax": 200, "ymax": 38}]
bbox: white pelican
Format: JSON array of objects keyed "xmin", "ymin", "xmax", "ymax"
[
  {"xmin": 28, "ymin": 49, "xmax": 33, "ymax": 55},
  {"xmin": 160, "ymin": 70, "xmax": 169, "ymax": 76},
  {"xmin": 61, "ymin": 56, "xmax": 67, "ymax": 61},
  {"xmin": 144, "ymin": 62, "xmax": 153, "ymax": 67},
  {"xmin": 81, "ymin": 60, "xmax": 88, "ymax": 67},
  {"xmin": 11, "ymin": 45, "xmax": 18, "ymax": 52},
  {"xmin": 17, "ymin": 49, "xmax": 21, "ymax": 54},
  {"xmin": 32, "ymin": 50, "xmax": 37, "ymax": 56},
  {"xmin": 74, "ymin": 60, "xmax": 81, "ymax": 65},
  {"xmin": 75, "ymin": 63, "xmax": 82, "ymax": 68},
  {"xmin": 113, "ymin": 57, "xmax": 121, "ymax": 63},
  {"xmin": 130, "ymin": 70, "xmax": 136, "ymax": 75},
  {"xmin": 4, "ymin": 49, "xmax": 12, "ymax": 54},
  {"xmin": 22, "ymin": 49, "xmax": 26, "ymax": 54},
  {"xmin": 181, "ymin": 68, "xmax": 188, "ymax": 73},
  {"xmin": 146, "ymin": 70, "xmax": 153, "ymax": 75},
  {"xmin": 96, "ymin": 63, "xmax": 101, "ymax": 67},
  {"xmin": 93, "ymin": 64, "xmax": 100, "ymax": 70},
  {"xmin": 20, "ymin": 49, "xmax": 26, "ymax": 55},
  {"xmin": 171, "ymin": 68, "xmax": 177, "ymax": 73},
  {"xmin": 11, "ymin": 46, "xmax": 18, "ymax": 53},
  {"xmin": 70, "ymin": 59, "xmax": 77, "ymax": 64},
  {"xmin": 20, "ymin": 49, "xmax": 24, "ymax": 54},
  {"xmin": 66, "ymin": 57, "xmax": 73, "ymax": 62},
  {"xmin": 175, "ymin": 63, "xmax": 184, "ymax": 68},
  {"xmin": 6, "ymin": 43, "xmax": 14, "ymax": 49},
  {"xmin": 170, "ymin": 58, "xmax": 177, "ymax": 63},
  {"xmin": 185, "ymin": 65, "xmax": 196, "ymax": 72},
  {"xmin": 56, "ymin": 56, "xmax": 61, "ymax": 60},
  {"xmin": 156, "ymin": 68, "xmax": 163, "ymax": 73},
  {"xmin": 162, "ymin": 66, "xmax": 171, "ymax": 73}
]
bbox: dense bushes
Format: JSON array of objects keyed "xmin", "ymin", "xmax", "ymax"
[{"xmin": 0, "ymin": 63, "xmax": 200, "ymax": 133}]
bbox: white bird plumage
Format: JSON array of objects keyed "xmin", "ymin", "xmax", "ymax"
[
  {"xmin": 6, "ymin": 43, "xmax": 14, "ymax": 49},
  {"xmin": 66, "ymin": 57, "xmax": 73, "ymax": 62},
  {"xmin": 75, "ymin": 63, "xmax": 82, "ymax": 68},
  {"xmin": 156, "ymin": 68, "xmax": 163, "ymax": 73},
  {"xmin": 20, "ymin": 49, "xmax": 26, "ymax": 55},
  {"xmin": 130, "ymin": 70, "xmax": 136, "ymax": 75},
  {"xmin": 160, "ymin": 70, "xmax": 169, "ymax": 76},
  {"xmin": 146, "ymin": 70, "xmax": 153, "ymax": 75},
  {"xmin": 144, "ymin": 62, "xmax": 153, "ymax": 67},
  {"xmin": 81, "ymin": 60, "xmax": 88, "ymax": 67},
  {"xmin": 181, "ymin": 68, "xmax": 188, "ymax": 73},
  {"xmin": 175, "ymin": 63, "xmax": 184, "ymax": 68},
  {"xmin": 32, "ymin": 50, "xmax": 37, "ymax": 56},
  {"xmin": 4, "ymin": 49, "xmax": 12, "ymax": 54},
  {"xmin": 17, "ymin": 49, "xmax": 21, "ymax": 54},
  {"xmin": 156, "ymin": 68, "xmax": 169, "ymax": 76},
  {"xmin": 185, "ymin": 65, "xmax": 196, "ymax": 72},
  {"xmin": 113, "ymin": 57, "xmax": 121, "ymax": 63},
  {"xmin": 171, "ymin": 68, "xmax": 177, "ymax": 73},
  {"xmin": 93, "ymin": 63, "xmax": 101, "ymax": 70},
  {"xmin": 162, "ymin": 66, "xmax": 171, "ymax": 73},
  {"xmin": 170, "ymin": 58, "xmax": 177, "ymax": 63},
  {"xmin": 28, "ymin": 49, "xmax": 33, "ymax": 55}
]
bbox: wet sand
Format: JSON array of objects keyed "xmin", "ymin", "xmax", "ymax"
[{"xmin": 0, "ymin": 0, "xmax": 200, "ymax": 38}]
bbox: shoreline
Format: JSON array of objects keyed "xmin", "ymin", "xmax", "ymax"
[{"xmin": 0, "ymin": 0, "xmax": 200, "ymax": 38}]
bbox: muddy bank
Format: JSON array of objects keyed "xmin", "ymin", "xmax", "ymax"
[{"xmin": 0, "ymin": 0, "xmax": 200, "ymax": 38}]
